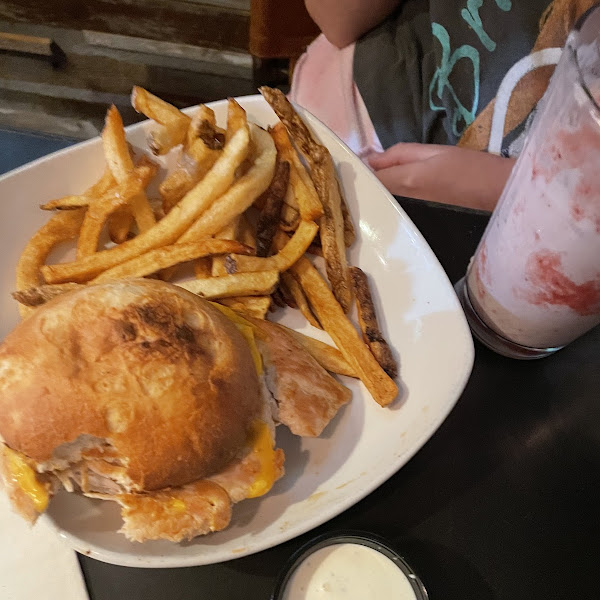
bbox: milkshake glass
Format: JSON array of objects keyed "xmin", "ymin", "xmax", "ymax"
[{"xmin": 456, "ymin": 7, "xmax": 600, "ymax": 359}]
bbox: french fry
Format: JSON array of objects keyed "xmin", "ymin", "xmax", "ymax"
[
  {"xmin": 187, "ymin": 105, "xmax": 225, "ymax": 153},
  {"xmin": 103, "ymin": 106, "xmax": 156, "ymax": 234},
  {"xmin": 107, "ymin": 208, "xmax": 132, "ymax": 244},
  {"xmin": 12, "ymin": 282, "xmax": 82, "ymax": 307},
  {"xmin": 178, "ymin": 124, "xmax": 276, "ymax": 243},
  {"xmin": 255, "ymin": 159, "xmax": 290, "ymax": 257},
  {"xmin": 213, "ymin": 216, "xmax": 273, "ymax": 311},
  {"xmin": 238, "ymin": 213, "xmax": 257, "ymax": 251},
  {"xmin": 289, "ymin": 255, "xmax": 397, "ymax": 407},
  {"xmin": 260, "ymin": 87, "xmax": 352, "ymax": 312},
  {"xmin": 41, "ymin": 195, "xmax": 92, "ymax": 211},
  {"xmin": 340, "ymin": 182, "xmax": 356, "ymax": 247},
  {"xmin": 229, "ymin": 220, "xmax": 318, "ymax": 273},
  {"xmin": 77, "ymin": 160, "xmax": 158, "ymax": 258},
  {"xmin": 41, "ymin": 169, "xmax": 115, "ymax": 211},
  {"xmin": 350, "ymin": 267, "xmax": 398, "ymax": 379},
  {"xmin": 42, "ymin": 124, "xmax": 250, "ymax": 284},
  {"xmin": 160, "ymin": 106, "xmax": 224, "ymax": 214},
  {"xmin": 226, "ymin": 98, "xmax": 248, "ymax": 141},
  {"xmin": 77, "ymin": 180, "xmax": 142, "ymax": 258},
  {"xmin": 16, "ymin": 209, "xmax": 85, "ymax": 317},
  {"xmin": 103, "ymin": 106, "xmax": 135, "ymax": 180},
  {"xmin": 270, "ymin": 123, "xmax": 322, "ymax": 221},
  {"xmin": 91, "ymin": 239, "xmax": 252, "ymax": 283},
  {"xmin": 194, "ymin": 258, "xmax": 213, "ymax": 279},
  {"xmin": 211, "ymin": 217, "xmax": 241, "ymax": 277},
  {"xmin": 177, "ymin": 270, "xmax": 279, "ymax": 299},
  {"xmin": 312, "ymin": 148, "xmax": 352, "ymax": 311},
  {"xmin": 263, "ymin": 321, "xmax": 356, "ymax": 378},
  {"xmin": 278, "ymin": 276, "xmax": 297, "ymax": 308},
  {"xmin": 131, "ymin": 86, "xmax": 190, "ymax": 155},
  {"xmin": 159, "ymin": 170, "xmax": 193, "ymax": 215},
  {"xmin": 218, "ymin": 296, "xmax": 271, "ymax": 319},
  {"xmin": 271, "ymin": 288, "xmax": 286, "ymax": 308},
  {"xmin": 281, "ymin": 271, "xmax": 321, "ymax": 329}
]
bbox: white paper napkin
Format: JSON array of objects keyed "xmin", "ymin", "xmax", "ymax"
[{"xmin": 0, "ymin": 494, "xmax": 88, "ymax": 600}]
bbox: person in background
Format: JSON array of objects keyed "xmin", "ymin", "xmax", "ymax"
[{"xmin": 289, "ymin": 0, "xmax": 596, "ymax": 210}]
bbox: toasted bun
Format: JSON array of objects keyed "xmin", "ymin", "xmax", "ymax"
[{"xmin": 0, "ymin": 279, "xmax": 262, "ymax": 491}]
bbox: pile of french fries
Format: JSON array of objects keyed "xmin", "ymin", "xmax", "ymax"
[{"xmin": 13, "ymin": 86, "xmax": 398, "ymax": 407}]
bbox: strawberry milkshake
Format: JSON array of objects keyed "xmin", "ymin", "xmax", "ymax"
[{"xmin": 458, "ymin": 20, "xmax": 600, "ymax": 358}]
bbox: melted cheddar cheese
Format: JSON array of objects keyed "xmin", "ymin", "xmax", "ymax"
[
  {"xmin": 169, "ymin": 498, "xmax": 187, "ymax": 514},
  {"xmin": 247, "ymin": 421, "xmax": 277, "ymax": 498},
  {"xmin": 210, "ymin": 302, "xmax": 262, "ymax": 375},
  {"xmin": 2, "ymin": 445, "xmax": 49, "ymax": 512}
]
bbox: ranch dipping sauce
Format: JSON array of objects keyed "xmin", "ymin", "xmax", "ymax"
[{"xmin": 281, "ymin": 543, "xmax": 418, "ymax": 600}]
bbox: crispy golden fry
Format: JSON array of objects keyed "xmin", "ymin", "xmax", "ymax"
[
  {"xmin": 277, "ymin": 276, "xmax": 297, "ymax": 309},
  {"xmin": 218, "ymin": 296, "xmax": 271, "ymax": 319},
  {"xmin": 15, "ymin": 209, "xmax": 85, "ymax": 317},
  {"xmin": 350, "ymin": 266, "xmax": 398, "ymax": 379},
  {"xmin": 103, "ymin": 106, "xmax": 156, "ymax": 235},
  {"xmin": 312, "ymin": 149, "xmax": 352, "ymax": 311},
  {"xmin": 41, "ymin": 195, "xmax": 91, "ymax": 211},
  {"xmin": 159, "ymin": 169, "xmax": 192, "ymax": 214},
  {"xmin": 226, "ymin": 98, "xmax": 248, "ymax": 141},
  {"xmin": 160, "ymin": 106, "xmax": 224, "ymax": 214},
  {"xmin": 103, "ymin": 106, "xmax": 135, "ymax": 179},
  {"xmin": 77, "ymin": 160, "xmax": 158, "ymax": 258},
  {"xmin": 42, "ymin": 124, "xmax": 250, "ymax": 284},
  {"xmin": 12, "ymin": 282, "xmax": 81, "ymax": 307},
  {"xmin": 238, "ymin": 213, "xmax": 257, "ymax": 251},
  {"xmin": 77, "ymin": 180, "xmax": 141, "ymax": 258},
  {"xmin": 270, "ymin": 123, "xmax": 322, "ymax": 221},
  {"xmin": 256, "ymin": 159, "xmax": 289, "ymax": 257},
  {"xmin": 339, "ymin": 182, "xmax": 356, "ymax": 247},
  {"xmin": 41, "ymin": 169, "xmax": 115, "ymax": 211},
  {"xmin": 229, "ymin": 220, "xmax": 318, "ymax": 273},
  {"xmin": 187, "ymin": 105, "xmax": 225, "ymax": 152},
  {"xmin": 131, "ymin": 86, "xmax": 191, "ymax": 155},
  {"xmin": 178, "ymin": 124, "xmax": 276, "ymax": 243},
  {"xmin": 107, "ymin": 208, "xmax": 133, "ymax": 244},
  {"xmin": 91, "ymin": 239, "xmax": 251, "ymax": 283},
  {"xmin": 281, "ymin": 271, "xmax": 321, "ymax": 329},
  {"xmin": 193, "ymin": 257, "xmax": 213, "ymax": 279},
  {"xmin": 289, "ymin": 255, "xmax": 397, "ymax": 407},
  {"xmin": 177, "ymin": 270, "xmax": 279, "ymax": 299},
  {"xmin": 212, "ymin": 216, "xmax": 241, "ymax": 277},
  {"xmin": 260, "ymin": 87, "xmax": 352, "ymax": 312},
  {"xmin": 264, "ymin": 321, "xmax": 356, "ymax": 378},
  {"xmin": 270, "ymin": 288, "xmax": 286, "ymax": 308}
]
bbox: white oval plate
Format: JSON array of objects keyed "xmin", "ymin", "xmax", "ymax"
[{"xmin": 0, "ymin": 95, "xmax": 474, "ymax": 567}]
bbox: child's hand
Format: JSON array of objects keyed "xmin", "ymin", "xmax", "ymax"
[{"xmin": 368, "ymin": 143, "xmax": 516, "ymax": 212}]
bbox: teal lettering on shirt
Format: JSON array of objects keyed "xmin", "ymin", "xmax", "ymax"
[
  {"xmin": 461, "ymin": 0, "xmax": 513, "ymax": 52},
  {"xmin": 461, "ymin": 0, "xmax": 496, "ymax": 51},
  {"xmin": 428, "ymin": 22, "xmax": 480, "ymax": 137}
]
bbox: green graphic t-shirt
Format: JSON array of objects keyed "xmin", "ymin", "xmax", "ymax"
[{"xmin": 353, "ymin": 0, "xmax": 552, "ymax": 149}]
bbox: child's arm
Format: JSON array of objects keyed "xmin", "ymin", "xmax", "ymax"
[
  {"xmin": 369, "ymin": 144, "xmax": 516, "ymax": 212},
  {"xmin": 305, "ymin": 0, "xmax": 402, "ymax": 48}
]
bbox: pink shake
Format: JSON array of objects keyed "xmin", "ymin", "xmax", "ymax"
[{"xmin": 466, "ymin": 39, "xmax": 600, "ymax": 350}]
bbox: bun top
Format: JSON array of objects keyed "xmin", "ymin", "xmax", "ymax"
[{"xmin": 0, "ymin": 279, "xmax": 262, "ymax": 491}]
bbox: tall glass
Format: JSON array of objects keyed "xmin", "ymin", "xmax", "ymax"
[{"xmin": 456, "ymin": 7, "xmax": 600, "ymax": 359}]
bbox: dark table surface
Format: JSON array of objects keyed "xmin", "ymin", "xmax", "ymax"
[{"xmin": 3, "ymin": 134, "xmax": 599, "ymax": 600}]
